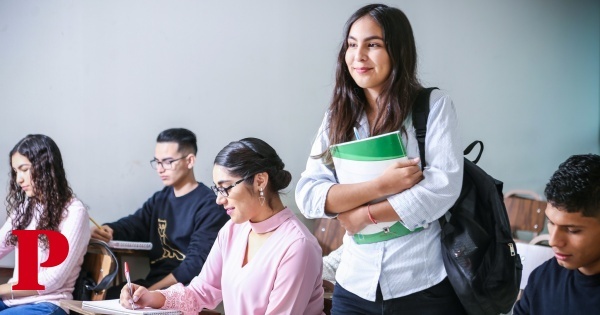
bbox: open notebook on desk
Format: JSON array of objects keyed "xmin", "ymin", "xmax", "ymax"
[
  {"xmin": 82, "ymin": 299, "xmax": 181, "ymax": 315},
  {"xmin": 108, "ymin": 240, "xmax": 153, "ymax": 250}
]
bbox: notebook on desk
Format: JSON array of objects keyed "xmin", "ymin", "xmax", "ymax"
[
  {"xmin": 108, "ymin": 240, "xmax": 153, "ymax": 250},
  {"xmin": 82, "ymin": 299, "xmax": 181, "ymax": 315}
]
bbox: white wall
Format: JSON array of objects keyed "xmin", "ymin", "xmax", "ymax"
[{"xmin": 0, "ymin": 0, "xmax": 598, "ymax": 232}]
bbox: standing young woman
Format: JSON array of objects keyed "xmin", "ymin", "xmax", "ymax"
[
  {"xmin": 0, "ymin": 134, "xmax": 90, "ymax": 314},
  {"xmin": 296, "ymin": 4, "xmax": 466, "ymax": 315},
  {"xmin": 121, "ymin": 138, "xmax": 324, "ymax": 315}
]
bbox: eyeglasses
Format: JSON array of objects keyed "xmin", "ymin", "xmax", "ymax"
[
  {"xmin": 150, "ymin": 156, "xmax": 185, "ymax": 170},
  {"xmin": 211, "ymin": 177, "xmax": 248, "ymax": 197}
]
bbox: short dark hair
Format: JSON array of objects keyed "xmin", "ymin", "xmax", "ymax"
[
  {"xmin": 214, "ymin": 137, "xmax": 292, "ymax": 194},
  {"xmin": 156, "ymin": 128, "xmax": 197, "ymax": 155},
  {"xmin": 544, "ymin": 154, "xmax": 600, "ymax": 217}
]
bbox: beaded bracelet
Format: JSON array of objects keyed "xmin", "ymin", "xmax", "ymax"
[{"xmin": 367, "ymin": 204, "xmax": 378, "ymax": 224}]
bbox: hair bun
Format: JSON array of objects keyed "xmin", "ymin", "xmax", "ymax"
[{"xmin": 272, "ymin": 169, "xmax": 292, "ymax": 190}]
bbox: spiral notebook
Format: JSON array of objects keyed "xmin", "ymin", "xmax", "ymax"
[
  {"xmin": 108, "ymin": 240, "xmax": 153, "ymax": 250},
  {"xmin": 82, "ymin": 299, "xmax": 181, "ymax": 315}
]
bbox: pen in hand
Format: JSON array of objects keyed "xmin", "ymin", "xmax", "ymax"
[
  {"xmin": 124, "ymin": 262, "xmax": 136, "ymax": 310},
  {"xmin": 89, "ymin": 216, "xmax": 102, "ymax": 230}
]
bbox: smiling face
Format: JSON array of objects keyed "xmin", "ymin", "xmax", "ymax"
[
  {"xmin": 11, "ymin": 152, "xmax": 35, "ymax": 197},
  {"xmin": 546, "ymin": 203, "xmax": 600, "ymax": 275},
  {"xmin": 345, "ymin": 15, "xmax": 391, "ymax": 98},
  {"xmin": 212, "ymin": 165, "xmax": 262, "ymax": 224}
]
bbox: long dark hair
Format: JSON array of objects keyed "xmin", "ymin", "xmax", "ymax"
[
  {"xmin": 321, "ymin": 4, "xmax": 422, "ymax": 163},
  {"xmin": 5, "ymin": 134, "xmax": 74, "ymax": 248},
  {"xmin": 214, "ymin": 138, "xmax": 292, "ymax": 209}
]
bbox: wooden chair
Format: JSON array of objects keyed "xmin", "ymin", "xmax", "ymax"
[
  {"xmin": 81, "ymin": 239, "xmax": 119, "ymax": 301},
  {"xmin": 504, "ymin": 190, "xmax": 548, "ymax": 242},
  {"xmin": 313, "ymin": 218, "xmax": 346, "ymax": 256},
  {"xmin": 313, "ymin": 218, "xmax": 346, "ymax": 315}
]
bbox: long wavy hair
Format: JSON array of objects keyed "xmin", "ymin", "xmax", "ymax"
[
  {"xmin": 319, "ymin": 4, "xmax": 422, "ymax": 163},
  {"xmin": 5, "ymin": 134, "xmax": 74, "ymax": 249}
]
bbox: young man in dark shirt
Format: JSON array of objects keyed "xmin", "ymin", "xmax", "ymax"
[
  {"xmin": 513, "ymin": 154, "xmax": 600, "ymax": 314},
  {"xmin": 91, "ymin": 128, "xmax": 229, "ymax": 299}
]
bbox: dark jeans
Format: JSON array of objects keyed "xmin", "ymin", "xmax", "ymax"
[
  {"xmin": 331, "ymin": 278, "xmax": 467, "ymax": 315},
  {"xmin": 0, "ymin": 301, "xmax": 67, "ymax": 315}
]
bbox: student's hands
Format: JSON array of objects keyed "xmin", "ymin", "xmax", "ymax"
[
  {"xmin": 120, "ymin": 283, "xmax": 166, "ymax": 310},
  {"xmin": 337, "ymin": 206, "xmax": 370, "ymax": 235},
  {"xmin": 91, "ymin": 225, "xmax": 113, "ymax": 242},
  {"xmin": 374, "ymin": 157, "xmax": 423, "ymax": 196}
]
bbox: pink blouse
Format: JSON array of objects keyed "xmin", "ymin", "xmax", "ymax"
[{"xmin": 159, "ymin": 207, "xmax": 324, "ymax": 315}]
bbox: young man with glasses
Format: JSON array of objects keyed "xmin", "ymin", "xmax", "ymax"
[{"xmin": 91, "ymin": 128, "xmax": 229, "ymax": 299}]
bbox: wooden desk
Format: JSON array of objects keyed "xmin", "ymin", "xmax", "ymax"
[
  {"xmin": 0, "ymin": 267, "xmax": 13, "ymax": 278},
  {"xmin": 110, "ymin": 248, "xmax": 150, "ymax": 284},
  {"xmin": 111, "ymin": 248, "xmax": 150, "ymax": 257},
  {"xmin": 60, "ymin": 300, "xmax": 221, "ymax": 315},
  {"xmin": 0, "ymin": 267, "xmax": 14, "ymax": 284},
  {"xmin": 515, "ymin": 242, "xmax": 554, "ymax": 290},
  {"xmin": 60, "ymin": 300, "xmax": 98, "ymax": 315}
]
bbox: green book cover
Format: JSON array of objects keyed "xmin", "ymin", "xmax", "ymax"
[
  {"xmin": 330, "ymin": 130, "xmax": 407, "ymax": 162},
  {"xmin": 330, "ymin": 131, "xmax": 408, "ymax": 235}
]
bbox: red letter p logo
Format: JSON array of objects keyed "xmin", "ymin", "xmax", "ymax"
[{"xmin": 12, "ymin": 230, "xmax": 69, "ymax": 290}]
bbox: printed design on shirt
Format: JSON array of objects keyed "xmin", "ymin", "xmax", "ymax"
[{"xmin": 150, "ymin": 218, "xmax": 185, "ymax": 264}]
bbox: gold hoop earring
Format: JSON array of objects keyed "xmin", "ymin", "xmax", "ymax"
[{"xmin": 259, "ymin": 188, "xmax": 265, "ymax": 206}]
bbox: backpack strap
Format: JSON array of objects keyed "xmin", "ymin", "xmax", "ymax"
[
  {"xmin": 86, "ymin": 239, "xmax": 119, "ymax": 292},
  {"xmin": 412, "ymin": 87, "xmax": 438, "ymax": 169},
  {"xmin": 464, "ymin": 140, "xmax": 484, "ymax": 164}
]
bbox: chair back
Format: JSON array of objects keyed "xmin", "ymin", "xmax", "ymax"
[
  {"xmin": 313, "ymin": 218, "xmax": 345, "ymax": 256},
  {"xmin": 81, "ymin": 239, "xmax": 119, "ymax": 301},
  {"xmin": 504, "ymin": 190, "xmax": 547, "ymax": 241},
  {"xmin": 515, "ymin": 235, "xmax": 554, "ymax": 290}
]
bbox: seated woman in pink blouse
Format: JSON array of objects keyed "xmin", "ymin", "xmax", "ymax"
[{"xmin": 121, "ymin": 137, "xmax": 325, "ymax": 315}]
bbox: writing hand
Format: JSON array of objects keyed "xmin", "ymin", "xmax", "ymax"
[
  {"xmin": 120, "ymin": 283, "xmax": 147, "ymax": 309},
  {"xmin": 120, "ymin": 283, "xmax": 167, "ymax": 310},
  {"xmin": 91, "ymin": 225, "xmax": 113, "ymax": 242}
]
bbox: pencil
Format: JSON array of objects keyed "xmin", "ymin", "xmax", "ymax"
[{"xmin": 89, "ymin": 216, "xmax": 102, "ymax": 229}]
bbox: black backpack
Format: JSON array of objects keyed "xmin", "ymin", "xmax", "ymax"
[
  {"xmin": 413, "ymin": 88, "xmax": 522, "ymax": 315},
  {"xmin": 73, "ymin": 239, "xmax": 119, "ymax": 301}
]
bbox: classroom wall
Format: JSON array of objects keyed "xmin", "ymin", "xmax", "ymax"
[{"xmin": 0, "ymin": 0, "xmax": 598, "ymax": 234}]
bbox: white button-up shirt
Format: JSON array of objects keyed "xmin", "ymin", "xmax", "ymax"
[{"xmin": 295, "ymin": 89, "xmax": 464, "ymax": 301}]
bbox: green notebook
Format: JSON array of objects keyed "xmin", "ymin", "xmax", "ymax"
[
  {"xmin": 330, "ymin": 130, "xmax": 407, "ymax": 184},
  {"xmin": 330, "ymin": 131, "xmax": 407, "ymax": 236}
]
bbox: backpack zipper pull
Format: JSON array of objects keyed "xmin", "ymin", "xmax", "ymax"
[{"xmin": 508, "ymin": 243, "xmax": 516, "ymax": 256}]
